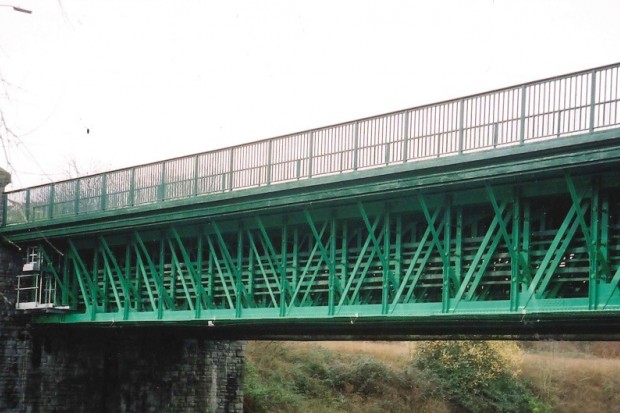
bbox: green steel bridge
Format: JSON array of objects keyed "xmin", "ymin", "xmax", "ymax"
[{"xmin": 2, "ymin": 63, "xmax": 620, "ymax": 338}]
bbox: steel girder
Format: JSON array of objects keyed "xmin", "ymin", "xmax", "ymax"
[{"xmin": 29, "ymin": 170, "xmax": 620, "ymax": 329}]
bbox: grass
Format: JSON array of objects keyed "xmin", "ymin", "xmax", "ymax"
[
  {"xmin": 295, "ymin": 341, "xmax": 412, "ymax": 367},
  {"xmin": 522, "ymin": 347, "xmax": 620, "ymax": 413},
  {"xmin": 244, "ymin": 341, "xmax": 620, "ymax": 413}
]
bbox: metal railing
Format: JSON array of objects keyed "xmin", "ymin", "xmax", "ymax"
[
  {"xmin": 4, "ymin": 63, "xmax": 620, "ymax": 226},
  {"xmin": 16, "ymin": 273, "xmax": 57, "ymax": 310}
]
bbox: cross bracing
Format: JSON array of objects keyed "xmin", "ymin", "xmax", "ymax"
[{"xmin": 12, "ymin": 160, "xmax": 620, "ymax": 334}]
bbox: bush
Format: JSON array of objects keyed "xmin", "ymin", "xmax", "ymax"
[
  {"xmin": 413, "ymin": 341, "xmax": 544, "ymax": 413},
  {"xmin": 328, "ymin": 357, "xmax": 397, "ymax": 396},
  {"xmin": 243, "ymin": 360, "xmax": 301, "ymax": 412},
  {"xmin": 244, "ymin": 342, "xmax": 414, "ymax": 413}
]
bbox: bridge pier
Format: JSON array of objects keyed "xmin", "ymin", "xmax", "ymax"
[{"xmin": 0, "ymin": 245, "xmax": 245, "ymax": 413}]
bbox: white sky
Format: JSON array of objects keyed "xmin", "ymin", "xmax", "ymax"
[{"xmin": 1, "ymin": 0, "xmax": 619, "ymax": 190}]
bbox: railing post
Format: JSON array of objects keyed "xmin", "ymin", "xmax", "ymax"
[
  {"xmin": 159, "ymin": 162, "xmax": 166, "ymax": 202},
  {"xmin": 193, "ymin": 154, "xmax": 199, "ymax": 196},
  {"xmin": 353, "ymin": 122, "xmax": 359, "ymax": 171},
  {"xmin": 458, "ymin": 99, "xmax": 465, "ymax": 154},
  {"xmin": 435, "ymin": 119, "xmax": 441, "ymax": 158},
  {"xmin": 25, "ymin": 189, "xmax": 30, "ymax": 222},
  {"xmin": 589, "ymin": 69, "xmax": 597, "ymax": 133},
  {"xmin": 228, "ymin": 148, "xmax": 235, "ymax": 191},
  {"xmin": 48, "ymin": 184, "xmax": 55, "ymax": 220},
  {"xmin": 402, "ymin": 111, "xmax": 409, "ymax": 162},
  {"xmin": 129, "ymin": 168, "xmax": 135, "ymax": 207},
  {"xmin": 74, "ymin": 180, "xmax": 80, "ymax": 215},
  {"xmin": 266, "ymin": 139, "xmax": 273, "ymax": 185},
  {"xmin": 1, "ymin": 193, "xmax": 7, "ymax": 226},
  {"xmin": 385, "ymin": 123, "xmax": 391, "ymax": 165},
  {"xmin": 519, "ymin": 85, "xmax": 527, "ymax": 145},
  {"xmin": 308, "ymin": 131, "xmax": 314, "ymax": 178},
  {"xmin": 101, "ymin": 174, "xmax": 107, "ymax": 211}
]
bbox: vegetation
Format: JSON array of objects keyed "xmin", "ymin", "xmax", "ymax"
[
  {"xmin": 244, "ymin": 341, "xmax": 412, "ymax": 413},
  {"xmin": 244, "ymin": 341, "xmax": 620, "ymax": 413},
  {"xmin": 411, "ymin": 341, "xmax": 544, "ymax": 412}
]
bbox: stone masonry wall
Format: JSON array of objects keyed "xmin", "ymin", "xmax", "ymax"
[
  {"xmin": 0, "ymin": 245, "xmax": 245, "ymax": 413},
  {"xmin": 0, "ymin": 244, "xmax": 30, "ymax": 411}
]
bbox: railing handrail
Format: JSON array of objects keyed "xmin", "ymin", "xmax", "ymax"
[{"xmin": 4, "ymin": 62, "xmax": 620, "ymax": 226}]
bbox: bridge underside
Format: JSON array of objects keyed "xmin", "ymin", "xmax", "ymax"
[{"xmin": 6, "ymin": 131, "xmax": 620, "ymax": 338}]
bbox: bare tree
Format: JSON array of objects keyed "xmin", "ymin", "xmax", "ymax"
[{"xmin": 0, "ymin": 4, "xmax": 35, "ymax": 185}]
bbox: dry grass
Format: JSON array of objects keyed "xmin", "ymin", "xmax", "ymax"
[
  {"xmin": 295, "ymin": 341, "xmax": 412, "ymax": 367},
  {"xmin": 522, "ymin": 351, "xmax": 620, "ymax": 413}
]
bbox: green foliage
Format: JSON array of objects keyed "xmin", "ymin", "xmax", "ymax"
[
  {"xmin": 528, "ymin": 398, "xmax": 554, "ymax": 413},
  {"xmin": 412, "ymin": 341, "xmax": 547, "ymax": 413},
  {"xmin": 243, "ymin": 359, "xmax": 301, "ymax": 412}
]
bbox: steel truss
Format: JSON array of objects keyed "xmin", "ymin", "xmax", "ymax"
[{"xmin": 31, "ymin": 170, "xmax": 620, "ymax": 327}]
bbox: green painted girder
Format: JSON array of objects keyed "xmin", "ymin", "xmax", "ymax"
[{"xmin": 23, "ymin": 164, "xmax": 620, "ymax": 331}]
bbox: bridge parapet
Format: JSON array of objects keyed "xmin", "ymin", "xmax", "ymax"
[{"xmin": 4, "ymin": 63, "xmax": 619, "ymax": 227}]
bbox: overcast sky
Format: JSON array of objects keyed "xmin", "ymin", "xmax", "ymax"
[{"xmin": 1, "ymin": 0, "xmax": 619, "ymax": 189}]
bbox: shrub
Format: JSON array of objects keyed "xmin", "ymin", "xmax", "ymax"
[
  {"xmin": 243, "ymin": 360, "xmax": 300, "ymax": 412},
  {"xmin": 413, "ymin": 341, "xmax": 543, "ymax": 413}
]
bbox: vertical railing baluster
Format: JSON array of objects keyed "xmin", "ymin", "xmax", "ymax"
[
  {"xmin": 25, "ymin": 189, "xmax": 31, "ymax": 222},
  {"xmin": 267, "ymin": 139, "xmax": 273, "ymax": 185},
  {"xmin": 589, "ymin": 69, "xmax": 597, "ymax": 133},
  {"xmin": 159, "ymin": 162, "xmax": 166, "ymax": 202},
  {"xmin": 193, "ymin": 154, "xmax": 199, "ymax": 197},
  {"xmin": 353, "ymin": 122, "xmax": 359, "ymax": 171},
  {"xmin": 458, "ymin": 99, "xmax": 465, "ymax": 154},
  {"xmin": 228, "ymin": 148, "xmax": 235, "ymax": 191},
  {"xmin": 74, "ymin": 180, "xmax": 80, "ymax": 215},
  {"xmin": 101, "ymin": 174, "xmax": 107, "ymax": 211},
  {"xmin": 48, "ymin": 184, "xmax": 55, "ymax": 220},
  {"xmin": 519, "ymin": 85, "xmax": 527, "ymax": 145},
  {"xmin": 1, "ymin": 193, "xmax": 7, "ymax": 226},
  {"xmin": 129, "ymin": 168, "xmax": 135, "ymax": 207},
  {"xmin": 308, "ymin": 131, "xmax": 314, "ymax": 178},
  {"xmin": 402, "ymin": 110, "xmax": 410, "ymax": 162},
  {"xmin": 435, "ymin": 106, "xmax": 441, "ymax": 157},
  {"xmin": 385, "ymin": 136, "xmax": 391, "ymax": 165}
]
